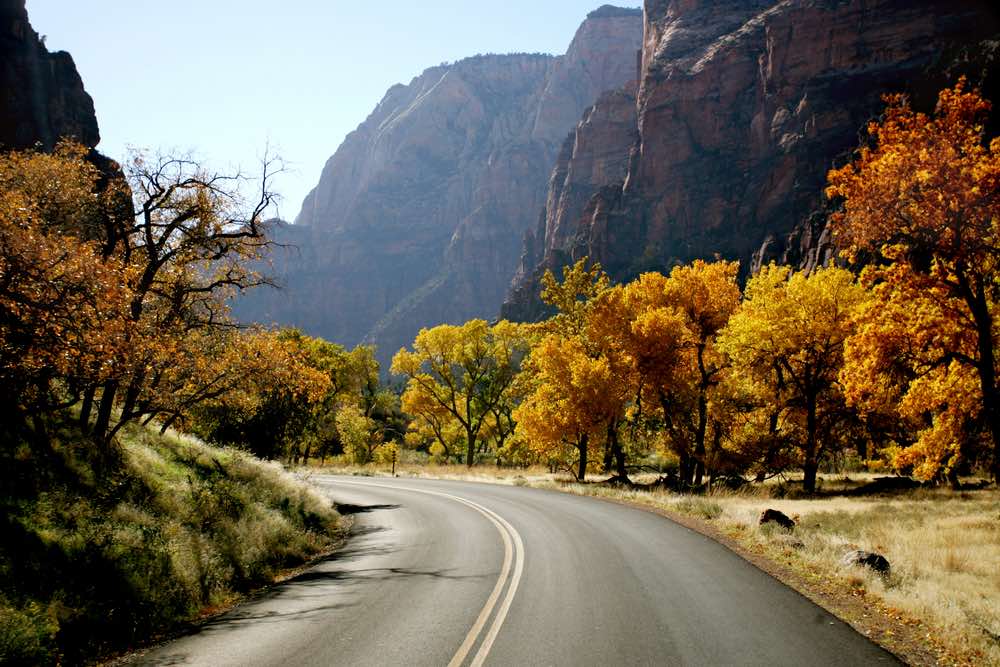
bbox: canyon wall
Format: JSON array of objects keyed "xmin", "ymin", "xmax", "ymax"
[
  {"xmin": 235, "ymin": 6, "xmax": 643, "ymax": 366},
  {"xmin": 504, "ymin": 0, "xmax": 1000, "ymax": 320},
  {"xmin": 0, "ymin": 0, "xmax": 99, "ymax": 152}
]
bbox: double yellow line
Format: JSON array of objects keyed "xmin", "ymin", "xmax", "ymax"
[{"xmin": 334, "ymin": 480, "xmax": 525, "ymax": 667}]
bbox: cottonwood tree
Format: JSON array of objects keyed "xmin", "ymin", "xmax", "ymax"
[
  {"xmin": 392, "ymin": 320, "xmax": 528, "ymax": 466},
  {"xmin": 828, "ymin": 80, "xmax": 1000, "ymax": 483},
  {"xmin": 718, "ymin": 265, "xmax": 868, "ymax": 493},
  {"xmin": 513, "ymin": 334, "xmax": 619, "ymax": 480}
]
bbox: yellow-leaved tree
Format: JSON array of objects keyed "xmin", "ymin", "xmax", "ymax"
[
  {"xmin": 513, "ymin": 334, "xmax": 618, "ymax": 480},
  {"xmin": 828, "ymin": 80, "xmax": 1000, "ymax": 483},
  {"xmin": 392, "ymin": 320, "xmax": 528, "ymax": 466},
  {"xmin": 661, "ymin": 260, "xmax": 741, "ymax": 484},
  {"xmin": 718, "ymin": 265, "xmax": 869, "ymax": 493}
]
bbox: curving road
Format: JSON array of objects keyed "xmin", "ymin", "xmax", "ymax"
[{"xmin": 132, "ymin": 476, "xmax": 900, "ymax": 666}]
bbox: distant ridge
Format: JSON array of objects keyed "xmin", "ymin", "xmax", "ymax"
[
  {"xmin": 588, "ymin": 5, "xmax": 641, "ymax": 19},
  {"xmin": 234, "ymin": 6, "xmax": 643, "ymax": 368}
]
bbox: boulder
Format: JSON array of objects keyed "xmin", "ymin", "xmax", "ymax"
[
  {"xmin": 759, "ymin": 508, "xmax": 795, "ymax": 530},
  {"xmin": 841, "ymin": 550, "xmax": 891, "ymax": 576}
]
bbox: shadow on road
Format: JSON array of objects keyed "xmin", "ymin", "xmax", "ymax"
[{"xmin": 335, "ymin": 502, "xmax": 401, "ymax": 515}]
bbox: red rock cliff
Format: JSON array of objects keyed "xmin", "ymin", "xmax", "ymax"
[{"xmin": 504, "ymin": 0, "xmax": 1000, "ymax": 320}]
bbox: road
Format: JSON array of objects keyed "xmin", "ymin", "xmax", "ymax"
[{"xmin": 132, "ymin": 475, "xmax": 900, "ymax": 666}]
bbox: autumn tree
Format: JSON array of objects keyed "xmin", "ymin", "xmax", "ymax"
[
  {"xmin": 539, "ymin": 258, "xmax": 610, "ymax": 338},
  {"xmin": 186, "ymin": 328, "xmax": 331, "ymax": 460},
  {"xmin": 0, "ymin": 143, "xmax": 132, "ymax": 441},
  {"xmin": 718, "ymin": 265, "xmax": 869, "ymax": 493},
  {"xmin": 661, "ymin": 261, "xmax": 740, "ymax": 484},
  {"xmin": 90, "ymin": 148, "xmax": 281, "ymax": 444},
  {"xmin": 513, "ymin": 335, "xmax": 617, "ymax": 480},
  {"xmin": 392, "ymin": 320, "xmax": 528, "ymax": 466},
  {"xmin": 828, "ymin": 80, "xmax": 1000, "ymax": 482}
]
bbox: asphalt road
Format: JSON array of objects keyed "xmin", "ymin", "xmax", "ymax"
[{"xmin": 132, "ymin": 476, "xmax": 901, "ymax": 666}]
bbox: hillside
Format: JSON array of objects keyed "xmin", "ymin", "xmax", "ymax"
[{"xmin": 0, "ymin": 416, "xmax": 342, "ymax": 664}]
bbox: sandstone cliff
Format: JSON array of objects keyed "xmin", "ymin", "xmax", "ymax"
[
  {"xmin": 237, "ymin": 6, "xmax": 643, "ymax": 365},
  {"xmin": 504, "ymin": 0, "xmax": 1000, "ymax": 320},
  {"xmin": 0, "ymin": 0, "xmax": 99, "ymax": 151}
]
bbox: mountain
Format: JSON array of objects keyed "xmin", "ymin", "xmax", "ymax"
[
  {"xmin": 235, "ymin": 6, "xmax": 643, "ymax": 365},
  {"xmin": 503, "ymin": 0, "xmax": 1000, "ymax": 320},
  {"xmin": 0, "ymin": 0, "xmax": 99, "ymax": 151}
]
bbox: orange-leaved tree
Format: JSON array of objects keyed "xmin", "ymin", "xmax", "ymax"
[
  {"xmin": 0, "ymin": 143, "xmax": 133, "ymax": 438},
  {"xmin": 828, "ymin": 80, "xmax": 1000, "ymax": 482}
]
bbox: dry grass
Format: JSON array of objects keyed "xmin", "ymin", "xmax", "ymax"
[
  {"xmin": 306, "ymin": 459, "xmax": 558, "ymax": 485},
  {"xmin": 319, "ymin": 462, "xmax": 999, "ymax": 666},
  {"xmin": 1, "ymin": 418, "xmax": 343, "ymax": 664}
]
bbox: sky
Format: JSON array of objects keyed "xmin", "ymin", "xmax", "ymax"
[{"xmin": 27, "ymin": 1, "xmax": 629, "ymax": 221}]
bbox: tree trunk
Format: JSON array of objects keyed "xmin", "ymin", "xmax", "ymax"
[
  {"xmin": 93, "ymin": 380, "xmax": 118, "ymax": 442},
  {"xmin": 577, "ymin": 434, "xmax": 589, "ymax": 482},
  {"xmin": 803, "ymin": 391, "xmax": 818, "ymax": 494},
  {"xmin": 118, "ymin": 378, "xmax": 142, "ymax": 427},
  {"xmin": 465, "ymin": 427, "xmax": 475, "ymax": 467},
  {"xmin": 607, "ymin": 422, "xmax": 628, "ymax": 482},
  {"xmin": 79, "ymin": 386, "xmax": 95, "ymax": 432},
  {"xmin": 694, "ymin": 343, "xmax": 709, "ymax": 486},
  {"xmin": 968, "ymin": 284, "xmax": 1000, "ymax": 484},
  {"xmin": 679, "ymin": 451, "xmax": 692, "ymax": 488},
  {"xmin": 694, "ymin": 391, "xmax": 707, "ymax": 486}
]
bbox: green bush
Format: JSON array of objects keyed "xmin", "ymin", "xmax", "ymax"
[{"xmin": 0, "ymin": 599, "xmax": 58, "ymax": 666}]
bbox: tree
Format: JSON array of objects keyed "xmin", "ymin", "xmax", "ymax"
[
  {"xmin": 539, "ymin": 258, "xmax": 610, "ymax": 337},
  {"xmin": 660, "ymin": 260, "xmax": 741, "ymax": 484},
  {"xmin": 513, "ymin": 335, "xmax": 616, "ymax": 480},
  {"xmin": 0, "ymin": 143, "xmax": 132, "ymax": 441},
  {"xmin": 91, "ymin": 148, "xmax": 282, "ymax": 444},
  {"xmin": 828, "ymin": 80, "xmax": 1000, "ymax": 482},
  {"xmin": 718, "ymin": 265, "xmax": 869, "ymax": 493},
  {"xmin": 336, "ymin": 404, "xmax": 380, "ymax": 465},
  {"xmin": 185, "ymin": 329, "xmax": 331, "ymax": 460},
  {"xmin": 392, "ymin": 320, "xmax": 528, "ymax": 466}
]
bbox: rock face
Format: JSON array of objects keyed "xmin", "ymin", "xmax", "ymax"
[
  {"xmin": 0, "ymin": 0, "xmax": 99, "ymax": 151},
  {"xmin": 503, "ymin": 0, "xmax": 1000, "ymax": 320},
  {"xmin": 507, "ymin": 82, "xmax": 639, "ymax": 317},
  {"xmin": 235, "ymin": 7, "xmax": 643, "ymax": 366}
]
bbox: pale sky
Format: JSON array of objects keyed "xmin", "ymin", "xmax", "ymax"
[{"xmin": 27, "ymin": 1, "xmax": 630, "ymax": 220}]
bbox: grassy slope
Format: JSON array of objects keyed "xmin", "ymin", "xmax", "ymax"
[
  {"xmin": 0, "ymin": 417, "xmax": 343, "ymax": 665},
  {"xmin": 321, "ymin": 461, "xmax": 999, "ymax": 666}
]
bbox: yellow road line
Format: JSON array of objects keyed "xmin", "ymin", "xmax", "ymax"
[{"xmin": 331, "ymin": 479, "xmax": 525, "ymax": 667}]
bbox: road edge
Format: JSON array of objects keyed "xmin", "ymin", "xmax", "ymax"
[
  {"xmin": 99, "ymin": 518, "xmax": 354, "ymax": 666},
  {"xmin": 578, "ymin": 492, "xmax": 944, "ymax": 667}
]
